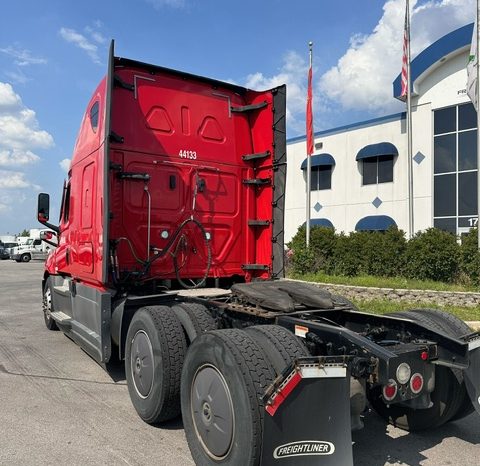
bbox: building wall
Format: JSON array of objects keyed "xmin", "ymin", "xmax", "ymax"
[{"xmin": 285, "ymin": 43, "xmax": 473, "ymax": 243}]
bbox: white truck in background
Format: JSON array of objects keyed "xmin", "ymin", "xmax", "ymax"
[{"xmin": 10, "ymin": 228, "xmax": 56, "ymax": 262}]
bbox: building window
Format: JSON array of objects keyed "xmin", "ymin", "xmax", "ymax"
[
  {"xmin": 433, "ymin": 102, "xmax": 478, "ymax": 235},
  {"xmin": 362, "ymin": 155, "xmax": 393, "ymax": 185},
  {"xmin": 311, "ymin": 166, "xmax": 332, "ymax": 190}
]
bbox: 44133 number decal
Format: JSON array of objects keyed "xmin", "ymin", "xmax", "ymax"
[{"xmin": 179, "ymin": 150, "xmax": 197, "ymax": 160}]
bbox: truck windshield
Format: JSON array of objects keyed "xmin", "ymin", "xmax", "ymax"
[{"xmin": 26, "ymin": 239, "xmax": 33, "ymax": 245}]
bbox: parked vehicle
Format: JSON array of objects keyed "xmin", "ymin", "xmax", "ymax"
[
  {"xmin": 10, "ymin": 237, "xmax": 53, "ymax": 262},
  {"xmin": 0, "ymin": 246, "xmax": 9, "ymax": 260},
  {"xmin": 0, "ymin": 241, "xmax": 18, "ymax": 259},
  {"xmin": 36, "ymin": 42, "xmax": 480, "ymax": 466}
]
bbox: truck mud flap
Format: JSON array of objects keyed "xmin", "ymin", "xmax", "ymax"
[
  {"xmin": 261, "ymin": 360, "xmax": 353, "ymax": 466},
  {"xmin": 465, "ymin": 335, "xmax": 480, "ymax": 414}
]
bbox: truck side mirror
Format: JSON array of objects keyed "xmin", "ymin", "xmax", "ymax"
[{"xmin": 37, "ymin": 193, "xmax": 50, "ymax": 222}]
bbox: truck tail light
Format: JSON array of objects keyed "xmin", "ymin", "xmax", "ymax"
[
  {"xmin": 396, "ymin": 363, "xmax": 411, "ymax": 384},
  {"xmin": 410, "ymin": 373, "xmax": 424, "ymax": 394},
  {"xmin": 382, "ymin": 379, "xmax": 398, "ymax": 401}
]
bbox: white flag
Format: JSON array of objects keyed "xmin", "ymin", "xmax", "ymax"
[{"xmin": 467, "ymin": 19, "xmax": 478, "ymax": 111}]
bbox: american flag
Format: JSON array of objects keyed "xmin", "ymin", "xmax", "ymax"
[{"xmin": 400, "ymin": 4, "xmax": 409, "ymax": 100}]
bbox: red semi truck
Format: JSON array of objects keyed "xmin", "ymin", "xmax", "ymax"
[{"xmin": 37, "ymin": 43, "xmax": 480, "ymax": 465}]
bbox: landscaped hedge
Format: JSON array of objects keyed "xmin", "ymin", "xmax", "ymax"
[{"xmin": 287, "ymin": 226, "xmax": 479, "ymax": 285}]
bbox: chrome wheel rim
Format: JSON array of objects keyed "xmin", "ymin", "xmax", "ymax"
[{"xmin": 43, "ymin": 287, "xmax": 52, "ymax": 321}]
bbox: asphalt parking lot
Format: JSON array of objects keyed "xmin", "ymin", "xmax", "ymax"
[{"xmin": 0, "ymin": 260, "xmax": 479, "ymax": 465}]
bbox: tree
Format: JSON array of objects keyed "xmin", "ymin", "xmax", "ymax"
[{"xmin": 18, "ymin": 229, "xmax": 29, "ymax": 237}]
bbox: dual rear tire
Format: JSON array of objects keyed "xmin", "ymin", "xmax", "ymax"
[
  {"xmin": 124, "ymin": 302, "xmax": 218, "ymax": 424},
  {"xmin": 124, "ymin": 305, "xmax": 307, "ymax": 465},
  {"xmin": 181, "ymin": 325, "xmax": 307, "ymax": 465}
]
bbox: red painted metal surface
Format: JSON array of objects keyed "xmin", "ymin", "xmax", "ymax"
[{"xmin": 48, "ymin": 59, "xmax": 279, "ymax": 288}]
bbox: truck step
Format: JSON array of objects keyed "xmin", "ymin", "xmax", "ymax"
[
  {"xmin": 242, "ymin": 178, "xmax": 271, "ymax": 186},
  {"xmin": 248, "ymin": 220, "xmax": 270, "ymax": 227},
  {"xmin": 50, "ymin": 311, "xmax": 72, "ymax": 328},
  {"xmin": 231, "ymin": 101, "xmax": 267, "ymax": 113},
  {"xmin": 53, "ymin": 284, "xmax": 70, "ymax": 296},
  {"xmin": 242, "ymin": 264, "xmax": 269, "ymax": 271},
  {"xmin": 242, "ymin": 150, "xmax": 270, "ymax": 162}
]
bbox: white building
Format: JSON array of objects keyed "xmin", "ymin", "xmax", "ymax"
[{"xmin": 285, "ymin": 23, "xmax": 477, "ymax": 243}]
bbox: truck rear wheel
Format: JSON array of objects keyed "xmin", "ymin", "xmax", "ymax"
[
  {"xmin": 368, "ymin": 309, "xmax": 467, "ymax": 431},
  {"xmin": 245, "ymin": 324, "xmax": 309, "ymax": 375},
  {"xmin": 181, "ymin": 329, "xmax": 275, "ymax": 465},
  {"xmin": 172, "ymin": 303, "xmax": 217, "ymax": 344},
  {"xmin": 42, "ymin": 278, "xmax": 58, "ymax": 331},
  {"xmin": 125, "ymin": 305, "xmax": 186, "ymax": 424}
]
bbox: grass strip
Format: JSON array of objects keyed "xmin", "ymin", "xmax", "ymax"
[
  {"xmin": 289, "ymin": 272, "xmax": 479, "ymax": 293},
  {"xmin": 352, "ymin": 298, "xmax": 480, "ymax": 322}
]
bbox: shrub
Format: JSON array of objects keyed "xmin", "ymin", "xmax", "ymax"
[
  {"xmin": 332, "ymin": 232, "xmax": 363, "ymax": 276},
  {"xmin": 309, "ymin": 226, "xmax": 337, "ymax": 274},
  {"xmin": 460, "ymin": 228, "xmax": 480, "ymax": 286},
  {"xmin": 287, "ymin": 225, "xmax": 337, "ymax": 275},
  {"xmin": 403, "ymin": 228, "xmax": 460, "ymax": 282},
  {"xmin": 361, "ymin": 227, "xmax": 407, "ymax": 277}
]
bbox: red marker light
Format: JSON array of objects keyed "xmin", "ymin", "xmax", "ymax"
[
  {"xmin": 382, "ymin": 379, "xmax": 398, "ymax": 401},
  {"xmin": 420, "ymin": 351, "xmax": 428, "ymax": 361},
  {"xmin": 410, "ymin": 373, "xmax": 424, "ymax": 394}
]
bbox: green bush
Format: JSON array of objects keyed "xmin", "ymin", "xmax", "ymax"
[
  {"xmin": 287, "ymin": 225, "xmax": 469, "ymax": 285},
  {"xmin": 332, "ymin": 232, "xmax": 363, "ymax": 276},
  {"xmin": 309, "ymin": 226, "xmax": 337, "ymax": 274},
  {"xmin": 287, "ymin": 225, "xmax": 337, "ymax": 275},
  {"xmin": 460, "ymin": 228, "xmax": 480, "ymax": 286},
  {"xmin": 361, "ymin": 227, "xmax": 407, "ymax": 277},
  {"xmin": 403, "ymin": 228, "xmax": 460, "ymax": 282}
]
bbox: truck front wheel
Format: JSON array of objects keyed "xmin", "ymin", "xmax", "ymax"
[
  {"xmin": 181, "ymin": 329, "xmax": 275, "ymax": 465},
  {"xmin": 21, "ymin": 253, "xmax": 31, "ymax": 262},
  {"xmin": 125, "ymin": 306, "xmax": 186, "ymax": 424},
  {"xmin": 43, "ymin": 278, "xmax": 58, "ymax": 331}
]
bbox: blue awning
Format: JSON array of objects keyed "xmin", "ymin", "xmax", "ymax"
[
  {"xmin": 302, "ymin": 218, "xmax": 334, "ymax": 228},
  {"xmin": 356, "ymin": 142, "xmax": 398, "ymax": 161},
  {"xmin": 355, "ymin": 215, "xmax": 397, "ymax": 231},
  {"xmin": 301, "ymin": 153, "xmax": 335, "ymax": 170}
]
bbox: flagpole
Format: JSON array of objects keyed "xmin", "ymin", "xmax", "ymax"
[
  {"xmin": 476, "ymin": 0, "xmax": 480, "ymax": 250},
  {"xmin": 306, "ymin": 41, "xmax": 313, "ymax": 247},
  {"xmin": 406, "ymin": 0, "xmax": 414, "ymax": 239}
]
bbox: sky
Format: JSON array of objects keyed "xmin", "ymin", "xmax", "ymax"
[{"xmin": 0, "ymin": 0, "xmax": 476, "ymax": 235}]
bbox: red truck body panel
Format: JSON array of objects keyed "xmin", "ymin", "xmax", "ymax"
[{"xmin": 48, "ymin": 47, "xmax": 286, "ymax": 290}]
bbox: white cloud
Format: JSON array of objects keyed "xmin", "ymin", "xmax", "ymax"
[
  {"xmin": 85, "ymin": 26, "xmax": 107, "ymax": 45},
  {"xmin": 59, "ymin": 158, "xmax": 71, "ymax": 172},
  {"xmin": 241, "ymin": 0, "xmax": 475, "ymax": 136},
  {"xmin": 0, "ymin": 83, "xmax": 54, "ymax": 155},
  {"xmin": 146, "ymin": 0, "xmax": 186, "ymax": 9},
  {"xmin": 243, "ymin": 51, "xmax": 329, "ymax": 134},
  {"xmin": 319, "ymin": 0, "xmax": 475, "ymax": 113},
  {"xmin": 59, "ymin": 27, "xmax": 101, "ymax": 64},
  {"xmin": 0, "ymin": 45, "xmax": 47, "ymax": 66},
  {"xmin": 0, "ymin": 170, "xmax": 30, "ymax": 188},
  {"xmin": 0, "ymin": 150, "xmax": 40, "ymax": 166},
  {"xmin": 0, "ymin": 82, "xmax": 52, "ymax": 206}
]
